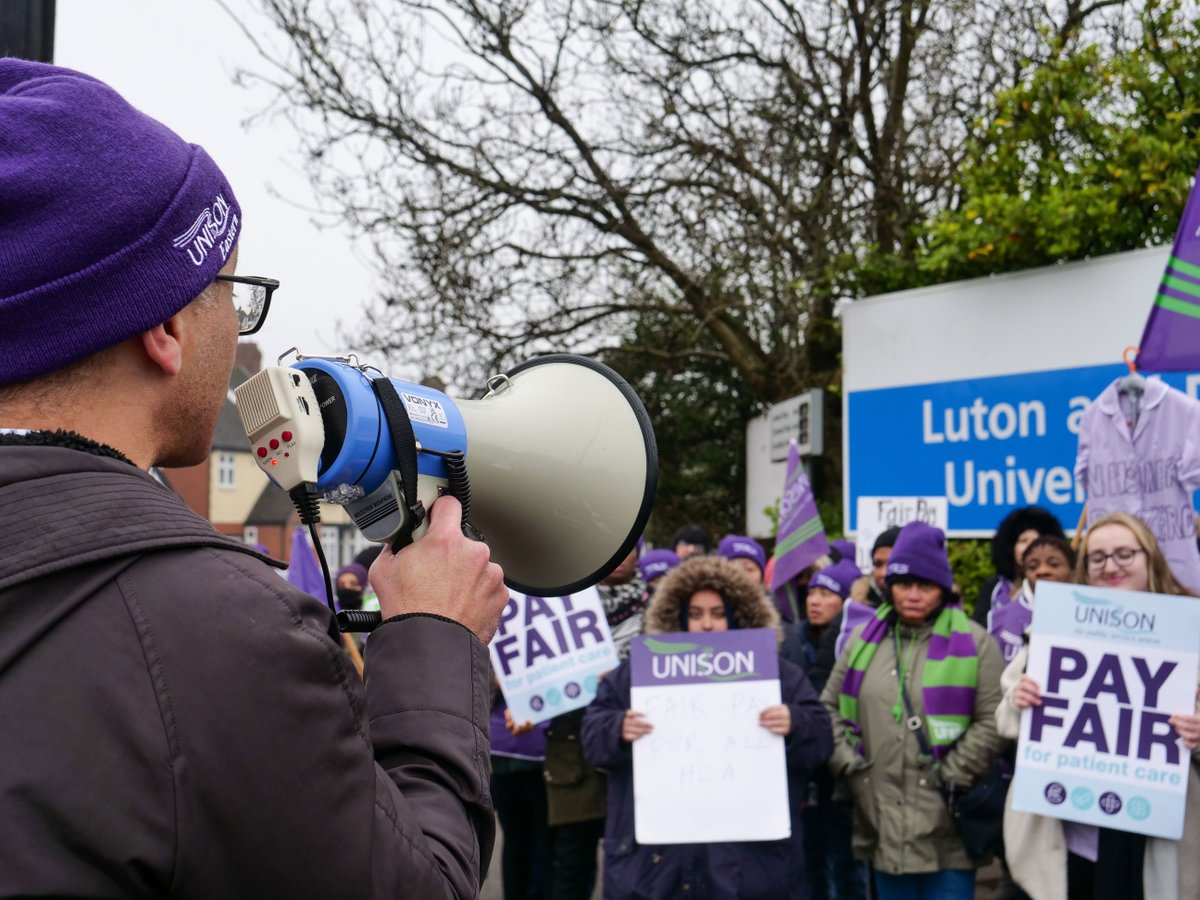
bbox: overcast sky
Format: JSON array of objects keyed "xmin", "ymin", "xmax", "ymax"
[{"xmin": 55, "ymin": 0, "xmax": 376, "ymax": 362}]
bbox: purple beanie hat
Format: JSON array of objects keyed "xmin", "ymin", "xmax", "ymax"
[
  {"xmin": 335, "ymin": 562, "xmax": 370, "ymax": 588},
  {"xmin": 809, "ymin": 559, "xmax": 861, "ymax": 600},
  {"xmin": 885, "ymin": 521, "xmax": 955, "ymax": 593},
  {"xmin": 831, "ymin": 538, "xmax": 857, "ymax": 563},
  {"xmin": 716, "ymin": 534, "xmax": 767, "ymax": 572},
  {"xmin": 638, "ymin": 549, "xmax": 680, "ymax": 584},
  {"xmin": 0, "ymin": 60, "xmax": 241, "ymax": 385}
]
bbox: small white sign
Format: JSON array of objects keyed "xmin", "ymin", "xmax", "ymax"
[
  {"xmin": 768, "ymin": 390, "xmax": 823, "ymax": 462},
  {"xmin": 854, "ymin": 496, "xmax": 949, "ymax": 572}
]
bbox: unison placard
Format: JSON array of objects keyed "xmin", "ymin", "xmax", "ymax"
[
  {"xmin": 630, "ymin": 629, "xmax": 789, "ymax": 844},
  {"xmin": 1010, "ymin": 581, "xmax": 1200, "ymax": 839}
]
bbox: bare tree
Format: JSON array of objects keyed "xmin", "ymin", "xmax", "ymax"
[{"xmin": 230, "ymin": 0, "xmax": 1133, "ymax": 529}]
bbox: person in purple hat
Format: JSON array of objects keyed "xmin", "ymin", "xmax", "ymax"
[
  {"xmin": 830, "ymin": 538, "xmax": 857, "ymax": 565},
  {"xmin": 796, "ymin": 559, "xmax": 869, "ymax": 900},
  {"xmin": 717, "ymin": 533, "xmax": 768, "ymax": 584},
  {"xmin": 637, "ymin": 547, "xmax": 680, "ymax": 588},
  {"xmin": 0, "ymin": 61, "xmax": 506, "ymax": 897},
  {"xmin": 821, "ymin": 522, "xmax": 1005, "ymax": 899},
  {"xmin": 334, "ymin": 562, "xmax": 370, "ymax": 610}
]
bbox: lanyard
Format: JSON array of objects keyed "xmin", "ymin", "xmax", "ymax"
[{"xmin": 892, "ymin": 627, "xmax": 920, "ymax": 724}]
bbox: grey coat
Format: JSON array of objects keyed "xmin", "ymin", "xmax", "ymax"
[
  {"xmin": 0, "ymin": 445, "xmax": 493, "ymax": 898},
  {"xmin": 821, "ymin": 614, "xmax": 1005, "ymax": 875}
]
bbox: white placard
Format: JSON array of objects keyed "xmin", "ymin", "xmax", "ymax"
[
  {"xmin": 854, "ymin": 496, "xmax": 948, "ymax": 571},
  {"xmin": 629, "ymin": 630, "xmax": 790, "ymax": 844},
  {"xmin": 1011, "ymin": 582, "xmax": 1200, "ymax": 839}
]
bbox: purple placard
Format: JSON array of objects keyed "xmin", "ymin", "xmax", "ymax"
[{"xmin": 630, "ymin": 628, "xmax": 779, "ymax": 688}]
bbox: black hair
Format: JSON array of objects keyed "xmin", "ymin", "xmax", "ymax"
[
  {"xmin": 671, "ymin": 523, "xmax": 711, "ymax": 553},
  {"xmin": 1020, "ymin": 534, "xmax": 1076, "ymax": 570},
  {"xmin": 872, "ymin": 526, "xmax": 903, "ymax": 556},
  {"xmin": 990, "ymin": 506, "xmax": 1066, "ymax": 581},
  {"xmin": 678, "ymin": 593, "xmax": 739, "ymax": 631}
]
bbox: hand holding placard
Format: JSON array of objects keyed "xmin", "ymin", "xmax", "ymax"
[{"xmin": 622, "ymin": 711, "xmax": 653, "ymax": 742}]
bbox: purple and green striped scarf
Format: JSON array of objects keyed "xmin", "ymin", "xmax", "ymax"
[{"xmin": 838, "ymin": 603, "xmax": 978, "ymax": 759}]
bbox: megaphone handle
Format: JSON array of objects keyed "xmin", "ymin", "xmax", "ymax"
[
  {"xmin": 337, "ymin": 609, "xmax": 382, "ymax": 633},
  {"xmin": 369, "ymin": 377, "xmax": 424, "ymax": 551}
]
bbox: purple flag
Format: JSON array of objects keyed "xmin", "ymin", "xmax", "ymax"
[
  {"xmin": 1138, "ymin": 164, "xmax": 1200, "ymax": 370},
  {"xmin": 286, "ymin": 527, "xmax": 329, "ymax": 603},
  {"xmin": 770, "ymin": 441, "xmax": 829, "ymax": 620}
]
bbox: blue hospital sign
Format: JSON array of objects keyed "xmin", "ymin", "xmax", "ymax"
[{"xmin": 846, "ymin": 364, "xmax": 1200, "ymax": 534}]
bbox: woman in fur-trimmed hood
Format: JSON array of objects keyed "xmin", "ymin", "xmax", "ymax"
[
  {"xmin": 643, "ymin": 554, "xmax": 784, "ymax": 640},
  {"xmin": 581, "ymin": 556, "xmax": 832, "ymax": 899}
]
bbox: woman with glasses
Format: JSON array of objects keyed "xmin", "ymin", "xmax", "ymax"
[{"xmin": 997, "ymin": 512, "xmax": 1200, "ymax": 900}]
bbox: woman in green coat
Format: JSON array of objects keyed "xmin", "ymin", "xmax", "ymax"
[{"xmin": 821, "ymin": 522, "xmax": 1005, "ymax": 900}]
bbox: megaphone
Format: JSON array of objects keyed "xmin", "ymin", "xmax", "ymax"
[{"xmin": 236, "ymin": 352, "xmax": 658, "ymax": 601}]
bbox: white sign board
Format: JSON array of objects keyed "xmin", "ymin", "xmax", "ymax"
[
  {"xmin": 629, "ymin": 629, "xmax": 789, "ymax": 844},
  {"xmin": 854, "ymin": 496, "xmax": 949, "ymax": 572},
  {"xmin": 768, "ymin": 390, "xmax": 824, "ymax": 462},
  {"xmin": 490, "ymin": 588, "xmax": 618, "ymax": 725},
  {"xmin": 1011, "ymin": 582, "xmax": 1200, "ymax": 839}
]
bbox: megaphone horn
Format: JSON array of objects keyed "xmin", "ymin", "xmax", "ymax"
[
  {"xmin": 240, "ymin": 353, "xmax": 658, "ymax": 600},
  {"xmin": 456, "ymin": 354, "xmax": 658, "ymax": 595}
]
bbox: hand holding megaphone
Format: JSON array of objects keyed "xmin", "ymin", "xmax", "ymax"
[{"xmin": 369, "ymin": 494, "xmax": 508, "ymax": 644}]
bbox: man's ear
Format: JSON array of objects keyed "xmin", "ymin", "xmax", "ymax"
[{"xmin": 139, "ymin": 312, "xmax": 186, "ymax": 377}]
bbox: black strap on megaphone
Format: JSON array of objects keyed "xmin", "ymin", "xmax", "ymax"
[
  {"xmin": 338, "ymin": 378, "xmax": 477, "ymax": 636},
  {"xmin": 368, "ymin": 376, "xmax": 474, "ymax": 546},
  {"xmin": 369, "ymin": 376, "xmax": 425, "ymax": 552}
]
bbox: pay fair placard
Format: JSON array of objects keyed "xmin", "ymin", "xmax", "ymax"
[
  {"xmin": 1011, "ymin": 581, "xmax": 1200, "ymax": 839},
  {"xmin": 489, "ymin": 588, "xmax": 618, "ymax": 726}
]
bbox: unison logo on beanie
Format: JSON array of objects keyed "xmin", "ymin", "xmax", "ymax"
[{"xmin": 172, "ymin": 193, "xmax": 238, "ymax": 267}]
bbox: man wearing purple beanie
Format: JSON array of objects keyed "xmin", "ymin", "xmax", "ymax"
[{"xmin": 0, "ymin": 60, "xmax": 507, "ymax": 897}]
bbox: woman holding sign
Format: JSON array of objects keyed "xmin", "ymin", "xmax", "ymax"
[
  {"xmin": 581, "ymin": 555, "xmax": 832, "ymax": 899},
  {"xmin": 997, "ymin": 512, "xmax": 1200, "ymax": 900},
  {"xmin": 821, "ymin": 521, "xmax": 1006, "ymax": 900}
]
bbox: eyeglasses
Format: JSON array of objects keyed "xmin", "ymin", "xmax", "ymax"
[
  {"xmin": 214, "ymin": 275, "xmax": 279, "ymax": 335},
  {"xmin": 1085, "ymin": 547, "xmax": 1146, "ymax": 570}
]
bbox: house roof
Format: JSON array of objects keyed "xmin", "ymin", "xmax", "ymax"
[{"xmin": 246, "ymin": 481, "xmax": 297, "ymax": 526}]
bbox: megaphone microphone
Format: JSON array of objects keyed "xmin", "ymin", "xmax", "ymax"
[{"xmin": 236, "ymin": 351, "xmax": 658, "ymax": 633}]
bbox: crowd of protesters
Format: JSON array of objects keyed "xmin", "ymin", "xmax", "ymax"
[
  {"xmin": 490, "ymin": 510, "xmax": 1200, "ymax": 900},
  {"xmin": 9, "ymin": 60, "xmax": 1200, "ymax": 900}
]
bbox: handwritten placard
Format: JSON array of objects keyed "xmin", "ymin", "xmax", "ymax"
[
  {"xmin": 630, "ymin": 628, "xmax": 789, "ymax": 844},
  {"xmin": 1011, "ymin": 581, "xmax": 1200, "ymax": 839},
  {"xmin": 854, "ymin": 496, "xmax": 948, "ymax": 572},
  {"xmin": 490, "ymin": 588, "xmax": 618, "ymax": 725}
]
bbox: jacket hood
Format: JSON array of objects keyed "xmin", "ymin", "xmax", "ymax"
[
  {"xmin": 850, "ymin": 575, "xmax": 873, "ymax": 604},
  {"xmin": 645, "ymin": 556, "xmax": 781, "ymax": 642}
]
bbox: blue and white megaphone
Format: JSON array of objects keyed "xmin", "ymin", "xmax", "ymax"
[{"xmin": 236, "ymin": 352, "xmax": 658, "ymax": 598}]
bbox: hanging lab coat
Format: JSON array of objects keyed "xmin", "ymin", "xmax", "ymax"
[{"xmin": 1075, "ymin": 376, "xmax": 1200, "ymax": 593}]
